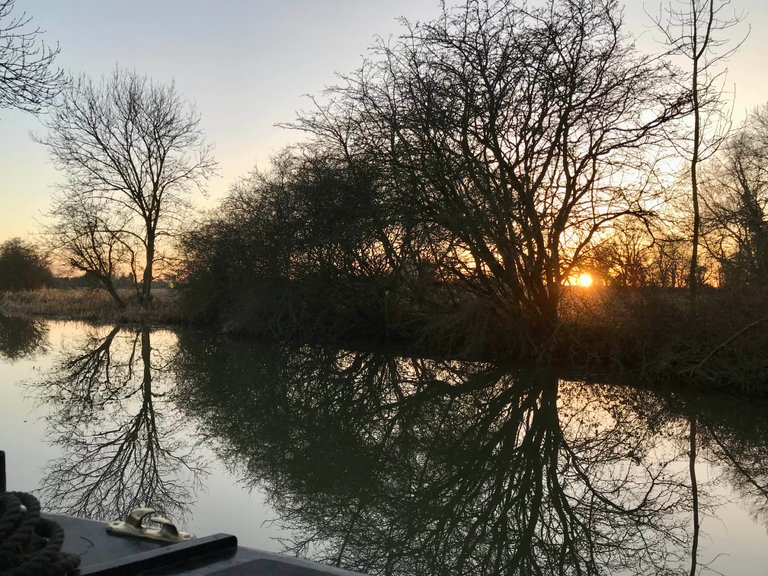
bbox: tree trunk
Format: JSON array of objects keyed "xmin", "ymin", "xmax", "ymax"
[
  {"xmin": 690, "ymin": 132, "xmax": 701, "ymax": 315},
  {"xmin": 689, "ymin": 48, "xmax": 702, "ymax": 317},
  {"xmin": 140, "ymin": 233, "xmax": 155, "ymax": 308},
  {"xmin": 105, "ymin": 282, "xmax": 126, "ymax": 309},
  {"xmin": 87, "ymin": 270, "xmax": 125, "ymax": 309}
]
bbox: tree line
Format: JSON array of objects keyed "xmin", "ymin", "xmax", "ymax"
[
  {"xmin": 178, "ymin": 0, "xmax": 764, "ymax": 364},
  {"xmin": 2, "ymin": 0, "xmax": 765, "ymax": 381}
]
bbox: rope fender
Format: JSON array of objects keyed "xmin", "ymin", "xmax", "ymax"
[{"xmin": 0, "ymin": 491, "xmax": 80, "ymax": 576}]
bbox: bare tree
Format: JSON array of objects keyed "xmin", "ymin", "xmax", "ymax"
[
  {"xmin": 45, "ymin": 196, "xmax": 140, "ymax": 307},
  {"xmin": 0, "ymin": 0, "xmax": 63, "ymax": 113},
  {"xmin": 652, "ymin": 0, "xmax": 748, "ymax": 312},
  {"xmin": 591, "ymin": 218, "xmax": 656, "ymax": 287},
  {"xmin": 291, "ymin": 0, "xmax": 687, "ymax": 347},
  {"xmin": 701, "ymin": 105, "xmax": 768, "ymax": 285},
  {"xmin": 651, "ymin": 234, "xmax": 691, "ymax": 288},
  {"xmin": 38, "ymin": 68, "xmax": 216, "ymax": 307},
  {"xmin": 590, "ymin": 217, "xmax": 696, "ymax": 288}
]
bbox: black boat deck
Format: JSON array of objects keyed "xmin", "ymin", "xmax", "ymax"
[{"xmin": 50, "ymin": 514, "xmax": 362, "ymax": 576}]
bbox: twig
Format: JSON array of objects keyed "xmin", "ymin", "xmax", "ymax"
[{"xmin": 691, "ymin": 314, "xmax": 768, "ymax": 373}]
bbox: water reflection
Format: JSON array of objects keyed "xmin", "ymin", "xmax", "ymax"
[
  {"xmin": 174, "ymin": 337, "xmax": 756, "ymax": 576},
  {"xmin": 29, "ymin": 325, "xmax": 206, "ymax": 522},
  {"xmin": 679, "ymin": 393, "xmax": 768, "ymax": 532},
  {"xmin": 0, "ymin": 315, "xmax": 48, "ymax": 360},
  {"xmin": 16, "ymin": 323, "xmax": 768, "ymax": 575}
]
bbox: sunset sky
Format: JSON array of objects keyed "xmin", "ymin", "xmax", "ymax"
[{"xmin": 0, "ymin": 0, "xmax": 764, "ymax": 245}]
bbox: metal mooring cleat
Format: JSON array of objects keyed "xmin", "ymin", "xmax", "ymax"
[{"xmin": 107, "ymin": 507, "xmax": 194, "ymax": 543}]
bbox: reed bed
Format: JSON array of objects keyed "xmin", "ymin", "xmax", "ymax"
[{"xmin": 0, "ymin": 288, "xmax": 183, "ymax": 325}]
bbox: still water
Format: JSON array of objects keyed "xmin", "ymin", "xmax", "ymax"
[{"xmin": 1, "ymin": 316, "xmax": 767, "ymax": 575}]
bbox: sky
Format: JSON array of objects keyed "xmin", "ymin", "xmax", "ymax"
[{"xmin": 0, "ymin": 0, "xmax": 765, "ymax": 245}]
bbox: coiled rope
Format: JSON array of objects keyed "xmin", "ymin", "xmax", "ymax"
[{"xmin": 0, "ymin": 491, "xmax": 80, "ymax": 576}]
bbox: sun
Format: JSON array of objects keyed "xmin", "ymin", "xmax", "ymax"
[{"xmin": 578, "ymin": 273, "xmax": 593, "ymax": 287}]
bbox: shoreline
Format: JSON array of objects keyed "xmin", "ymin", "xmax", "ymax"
[
  {"xmin": 3, "ymin": 287, "xmax": 767, "ymax": 397},
  {"xmin": 0, "ymin": 287, "xmax": 185, "ymax": 326}
]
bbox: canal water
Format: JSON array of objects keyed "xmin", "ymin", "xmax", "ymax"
[{"xmin": 1, "ymin": 316, "xmax": 767, "ymax": 575}]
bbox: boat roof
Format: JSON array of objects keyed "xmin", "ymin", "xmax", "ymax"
[{"xmin": 50, "ymin": 513, "xmax": 364, "ymax": 576}]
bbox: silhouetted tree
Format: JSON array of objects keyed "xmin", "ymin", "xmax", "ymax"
[
  {"xmin": 180, "ymin": 152, "xmax": 400, "ymax": 337},
  {"xmin": 0, "ymin": 237, "xmax": 52, "ymax": 291},
  {"xmin": 590, "ymin": 218, "xmax": 695, "ymax": 288},
  {"xmin": 291, "ymin": 0, "xmax": 687, "ymax": 347},
  {"xmin": 650, "ymin": 235, "xmax": 691, "ymax": 288},
  {"xmin": 653, "ymin": 0, "xmax": 747, "ymax": 312},
  {"xmin": 591, "ymin": 218, "xmax": 655, "ymax": 287},
  {"xmin": 44, "ymin": 196, "xmax": 136, "ymax": 307},
  {"xmin": 702, "ymin": 105, "xmax": 768, "ymax": 286},
  {"xmin": 38, "ymin": 68, "xmax": 216, "ymax": 307},
  {"xmin": 0, "ymin": 0, "xmax": 63, "ymax": 113}
]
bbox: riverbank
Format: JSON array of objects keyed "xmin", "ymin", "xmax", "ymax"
[
  {"xmin": 2, "ymin": 286, "xmax": 767, "ymax": 396},
  {"xmin": 0, "ymin": 288, "xmax": 183, "ymax": 325}
]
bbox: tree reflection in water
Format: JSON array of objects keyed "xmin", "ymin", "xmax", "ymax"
[
  {"xmin": 678, "ymin": 393, "xmax": 768, "ymax": 534},
  {"xmin": 0, "ymin": 315, "xmax": 48, "ymax": 360},
  {"xmin": 175, "ymin": 337, "xmax": 755, "ymax": 576},
  {"xmin": 29, "ymin": 325, "xmax": 206, "ymax": 522},
  {"xmin": 20, "ymin": 324, "xmax": 768, "ymax": 575}
]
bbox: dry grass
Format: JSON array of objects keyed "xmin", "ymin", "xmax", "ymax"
[{"xmin": 0, "ymin": 287, "xmax": 183, "ymax": 325}]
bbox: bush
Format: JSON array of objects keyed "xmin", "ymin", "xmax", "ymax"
[{"xmin": 0, "ymin": 238, "xmax": 53, "ymax": 291}]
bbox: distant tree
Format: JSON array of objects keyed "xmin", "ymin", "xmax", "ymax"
[
  {"xmin": 45, "ymin": 196, "xmax": 138, "ymax": 308},
  {"xmin": 591, "ymin": 218, "xmax": 655, "ymax": 288},
  {"xmin": 702, "ymin": 105, "xmax": 768, "ymax": 286},
  {"xmin": 0, "ymin": 0, "xmax": 63, "ymax": 113},
  {"xmin": 0, "ymin": 237, "xmax": 53, "ymax": 291},
  {"xmin": 591, "ymin": 219, "xmax": 696, "ymax": 288},
  {"xmin": 38, "ymin": 68, "xmax": 216, "ymax": 307},
  {"xmin": 650, "ymin": 235, "xmax": 691, "ymax": 288}
]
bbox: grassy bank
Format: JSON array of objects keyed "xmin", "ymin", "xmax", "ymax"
[{"xmin": 0, "ymin": 288, "xmax": 183, "ymax": 325}]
